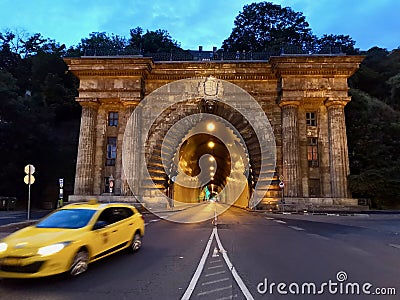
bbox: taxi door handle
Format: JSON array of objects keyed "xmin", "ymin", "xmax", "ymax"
[{"xmin": 112, "ymin": 230, "xmax": 118, "ymax": 233}]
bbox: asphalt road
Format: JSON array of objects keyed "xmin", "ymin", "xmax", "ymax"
[
  {"xmin": 1, "ymin": 205, "xmax": 399, "ymax": 299},
  {"xmin": 0, "ymin": 210, "xmax": 50, "ymax": 226}
]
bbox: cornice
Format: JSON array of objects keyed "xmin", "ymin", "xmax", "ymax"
[
  {"xmin": 64, "ymin": 57, "xmax": 154, "ymax": 79},
  {"xmin": 269, "ymin": 55, "xmax": 365, "ymax": 78}
]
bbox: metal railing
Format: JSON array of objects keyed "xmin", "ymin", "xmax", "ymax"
[{"xmin": 76, "ymin": 45, "xmax": 344, "ymax": 61}]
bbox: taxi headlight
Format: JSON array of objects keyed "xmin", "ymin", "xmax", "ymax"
[
  {"xmin": 38, "ymin": 242, "xmax": 70, "ymax": 256},
  {"xmin": 0, "ymin": 242, "xmax": 7, "ymax": 253}
]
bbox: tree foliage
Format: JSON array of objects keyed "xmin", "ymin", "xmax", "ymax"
[
  {"xmin": 65, "ymin": 29, "xmax": 183, "ymax": 56},
  {"xmin": 0, "ymin": 32, "xmax": 80, "ymax": 207},
  {"xmin": 129, "ymin": 27, "xmax": 182, "ymax": 53},
  {"xmin": 222, "ymin": 2, "xmax": 358, "ymax": 55},
  {"xmin": 222, "ymin": 2, "xmax": 313, "ymax": 52},
  {"xmin": 347, "ymin": 50, "xmax": 400, "ymax": 207}
]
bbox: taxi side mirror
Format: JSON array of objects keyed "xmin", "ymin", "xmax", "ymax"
[{"xmin": 93, "ymin": 220, "xmax": 108, "ymax": 230}]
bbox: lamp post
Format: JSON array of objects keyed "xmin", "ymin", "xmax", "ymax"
[{"xmin": 109, "ymin": 175, "xmax": 114, "ymax": 203}]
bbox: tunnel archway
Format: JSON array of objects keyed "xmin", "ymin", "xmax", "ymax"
[{"xmin": 123, "ymin": 76, "xmax": 276, "ymax": 213}]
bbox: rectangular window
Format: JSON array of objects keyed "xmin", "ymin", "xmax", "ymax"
[
  {"xmin": 307, "ymin": 137, "xmax": 319, "ymax": 167},
  {"xmin": 106, "ymin": 137, "xmax": 117, "ymax": 166},
  {"xmin": 306, "ymin": 112, "xmax": 317, "ymax": 126},
  {"xmin": 108, "ymin": 112, "xmax": 118, "ymax": 127}
]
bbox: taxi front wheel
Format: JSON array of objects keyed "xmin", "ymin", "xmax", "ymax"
[{"xmin": 70, "ymin": 249, "xmax": 89, "ymax": 276}]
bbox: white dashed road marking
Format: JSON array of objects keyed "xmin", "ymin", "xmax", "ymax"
[
  {"xmin": 201, "ymin": 277, "xmax": 230, "ymax": 286},
  {"xmin": 288, "ymin": 226, "xmax": 305, "ymax": 231},
  {"xmin": 273, "ymin": 220, "xmax": 286, "ymax": 224},
  {"xmin": 389, "ymin": 243, "xmax": 400, "ymax": 249},
  {"xmin": 196, "ymin": 285, "xmax": 232, "ymax": 296}
]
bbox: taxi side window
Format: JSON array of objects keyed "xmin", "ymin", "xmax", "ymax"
[{"xmin": 97, "ymin": 207, "xmax": 134, "ymax": 225}]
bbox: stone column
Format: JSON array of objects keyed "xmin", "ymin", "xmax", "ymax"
[
  {"xmin": 117, "ymin": 98, "xmax": 140, "ymax": 196},
  {"xmin": 280, "ymin": 101, "xmax": 302, "ymax": 197},
  {"xmin": 74, "ymin": 99, "xmax": 99, "ymax": 195},
  {"xmin": 326, "ymin": 98, "xmax": 350, "ymax": 198}
]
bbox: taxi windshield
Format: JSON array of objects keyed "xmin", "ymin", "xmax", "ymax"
[{"xmin": 36, "ymin": 209, "xmax": 97, "ymax": 229}]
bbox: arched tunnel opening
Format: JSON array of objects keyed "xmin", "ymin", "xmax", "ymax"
[{"xmin": 160, "ymin": 115, "xmax": 252, "ymax": 207}]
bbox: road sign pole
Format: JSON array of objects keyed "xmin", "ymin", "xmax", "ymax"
[
  {"xmin": 27, "ymin": 180, "xmax": 31, "ymax": 220},
  {"xmin": 58, "ymin": 178, "xmax": 64, "ymax": 208},
  {"xmin": 24, "ymin": 164, "xmax": 35, "ymax": 220}
]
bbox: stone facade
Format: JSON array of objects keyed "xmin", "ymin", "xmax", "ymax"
[{"xmin": 64, "ymin": 55, "xmax": 364, "ymax": 208}]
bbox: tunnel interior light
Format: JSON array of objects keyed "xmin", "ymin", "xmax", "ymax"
[
  {"xmin": 206, "ymin": 122, "xmax": 215, "ymax": 132},
  {"xmin": 208, "ymin": 141, "xmax": 215, "ymax": 148}
]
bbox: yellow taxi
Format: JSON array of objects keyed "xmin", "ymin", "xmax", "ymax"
[{"xmin": 0, "ymin": 201, "xmax": 145, "ymax": 278}]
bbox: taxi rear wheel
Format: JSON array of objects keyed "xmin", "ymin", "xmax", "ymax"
[
  {"xmin": 129, "ymin": 232, "xmax": 142, "ymax": 253},
  {"xmin": 70, "ymin": 249, "xmax": 89, "ymax": 276}
]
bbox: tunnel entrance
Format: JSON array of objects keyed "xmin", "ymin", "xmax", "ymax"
[
  {"xmin": 165, "ymin": 116, "xmax": 251, "ymax": 207},
  {"xmin": 123, "ymin": 76, "xmax": 276, "ymax": 215}
]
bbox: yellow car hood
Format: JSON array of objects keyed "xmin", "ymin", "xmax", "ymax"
[{"xmin": 4, "ymin": 226, "xmax": 83, "ymax": 249}]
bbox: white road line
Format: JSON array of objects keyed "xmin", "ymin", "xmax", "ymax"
[
  {"xmin": 201, "ymin": 277, "xmax": 230, "ymax": 286},
  {"xmin": 274, "ymin": 220, "xmax": 286, "ymax": 224},
  {"xmin": 196, "ymin": 285, "xmax": 232, "ymax": 296},
  {"xmin": 216, "ymin": 295, "xmax": 238, "ymax": 300},
  {"xmin": 264, "ymin": 217, "xmax": 274, "ymax": 220},
  {"xmin": 209, "ymin": 259, "xmax": 222, "ymax": 264},
  {"xmin": 307, "ymin": 233, "xmax": 330, "ymax": 241},
  {"xmin": 181, "ymin": 227, "xmax": 216, "ymax": 300},
  {"xmin": 145, "ymin": 219, "xmax": 161, "ymax": 226},
  {"xmin": 215, "ymin": 228, "xmax": 254, "ymax": 300},
  {"xmin": 206, "ymin": 270, "xmax": 226, "ymax": 277},
  {"xmin": 288, "ymin": 226, "xmax": 305, "ymax": 231},
  {"xmin": 149, "ymin": 219, "xmax": 161, "ymax": 223},
  {"xmin": 389, "ymin": 243, "xmax": 400, "ymax": 249},
  {"xmin": 208, "ymin": 265, "xmax": 224, "ymax": 269}
]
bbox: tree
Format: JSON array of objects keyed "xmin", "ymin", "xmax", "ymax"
[
  {"xmin": 350, "ymin": 47, "xmax": 400, "ymax": 110},
  {"xmin": 222, "ymin": 1, "xmax": 314, "ymax": 52},
  {"xmin": 315, "ymin": 34, "xmax": 358, "ymax": 54},
  {"xmin": 128, "ymin": 27, "xmax": 182, "ymax": 53},
  {"xmin": 346, "ymin": 89, "xmax": 400, "ymax": 207},
  {"xmin": 76, "ymin": 32, "xmax": 128, "ymax": 56},
  {"xmin": 0, "ymin": 30, "xmax": 80, "ymax": 207}
]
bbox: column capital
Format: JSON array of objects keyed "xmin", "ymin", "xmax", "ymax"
[
  {"xmin": 75, "ymin": 97, "xmax": 100, "ymax": 108},
  {"xmin": 278, "ymin": 99, "xmax": 301, "ymax": 108},
  {"xmin": 120, "ymin": 97, "xmax": 140, "ymax": 107},
  {"xmin": 324, "ymin": 97, "xmax": 351, "ymax": 108}
]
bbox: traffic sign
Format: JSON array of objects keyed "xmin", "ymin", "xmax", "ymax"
[
  {"xmin": 279, "ymin": 175, "xmax": 284, "ymax": 181},
  {"xmin": 24, "ymin": 174, "xmax": 35, "ymax": 185},
  {"xmin": 279, "ymin": 181, "xmax": 285, "ymax": 188},
  {"xmin": 59, "ymin": 178, "xmax": 64, "ymax": 188},
  {"xmin": 24, "ymin": 164, "xmax": 35, "ymax": 175}
]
